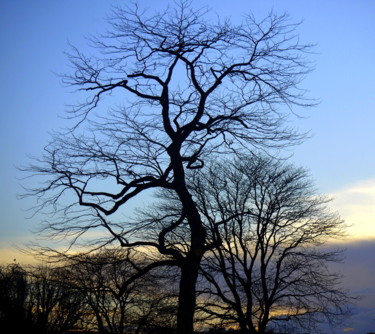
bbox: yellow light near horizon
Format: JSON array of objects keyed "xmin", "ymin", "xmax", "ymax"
[
  {"xmin": 0, "ymin": 245, "xmax": 38, "ymax": 265},
  {"xmin": 2, "ymin": 179, "xmax": 375, "ymax": 266},
  {"xmin": 330, "ymin": 179, "xmax": 375, "ymax": 241}
]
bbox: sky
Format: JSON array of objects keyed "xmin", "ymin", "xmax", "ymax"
[{"xmin": 0, "ymin": 0, "xmax": 374, "ymax": 332}]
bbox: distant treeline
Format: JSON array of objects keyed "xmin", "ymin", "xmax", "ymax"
[
  {"xmin": 0, "ymin": 256, "xmax": 179, "ymax": 334},
  {"xmin": 0, "ymin": 259, "xmax": 251, "ymax": 333}
]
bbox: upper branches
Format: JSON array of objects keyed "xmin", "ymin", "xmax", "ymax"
[
  {"xmin": 64, "ymin": 1, "xmax": 314, "ymax": 138},
  {"xmin": 26, "ymin": 1, "xmax": 316, "ymax": 252}
]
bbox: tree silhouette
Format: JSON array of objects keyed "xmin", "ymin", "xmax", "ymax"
[
  {"xmin": 0, "ymin": 263, "xmax": 84, "ymax": 334},
  {"xmin": 192, "ymin": 155, "xmax": 351, "ymax": 333},
  {"xmin": 25, "ymin": 2, "xmax": 314, "ymax": 333},
  {"xmin": 28, "ymin": 265, "xmax": 86, "ymax": 334},
  {"xmin": 0, "ymin": 264, "xmax": 30, "ymax": 333},
  {"xmin": 59, "ymin": 249, "xmax": 178, "ymax": 334}
]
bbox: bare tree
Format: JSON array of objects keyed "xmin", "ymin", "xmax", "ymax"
[
  {"xmin": 65, "ymin": 251, "xmax": 133, "ymax": 334},
  {"xmin": 28, "ymin": 265, "xmax": 86, "ymax": 334},
  {"xmin": 192, "ymin": 155, "xmax": 351, "ymax": 334},
  {"xmin": 0, "ymin": 263, "xmax": 85, "ymax": 334},
  {"xmin": 25, "ymin": 2, "xmax": 314, "ymax": 333},
  {"xmin": 60, "ymin": 248, "xmax": 177, "ymax": 334}
]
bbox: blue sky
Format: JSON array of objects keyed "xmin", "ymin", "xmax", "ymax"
[{"xmin": 0, "ymin": 1, "xmax": 375, "ymax": 332}]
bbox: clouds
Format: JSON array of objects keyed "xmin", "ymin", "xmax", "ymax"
[
  {"xmin": 339, "ymin": 305, "xmax": 375, "ymax": 334},
  {"xmin": 325, "ymin": 237, "xmax": 375, "ymax": 300},
  {"xmin": 321, "ymin": 178, "xmax": 375, "ymax": 334},
  {"xmin": 330, "ymin": 179, "xmax": 375, "ymax": 240},
  {"xmin": 325, "ymin": 239, "xmax": 375, "ymax": 334},
  {"xmin": 336, "ymin": 240, "xmax": 375, "ymax": 293}
]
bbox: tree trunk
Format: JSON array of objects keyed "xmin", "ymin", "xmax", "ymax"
[
  {"xmin": 169, "ymin": 146, "xmax": 206, "ymax": 334},
  {"xmin": 174, "ymin": 203, "xmax": 206, "ymax": 334},
  {"xmin": 176, "ymin": 253, "xmax": 201, "ymax": 334},
  {"xmin": 175, "ymin": 207, "xmax": 205, "ymax": 334},
  {"xmin": 174, "ymin": 187, "xmax": 205, "ymax": 334}
]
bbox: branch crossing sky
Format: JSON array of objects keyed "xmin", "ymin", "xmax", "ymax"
[{"xmin": 0, "ymin": 1, "xmax": 374, "ymax": 333}]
